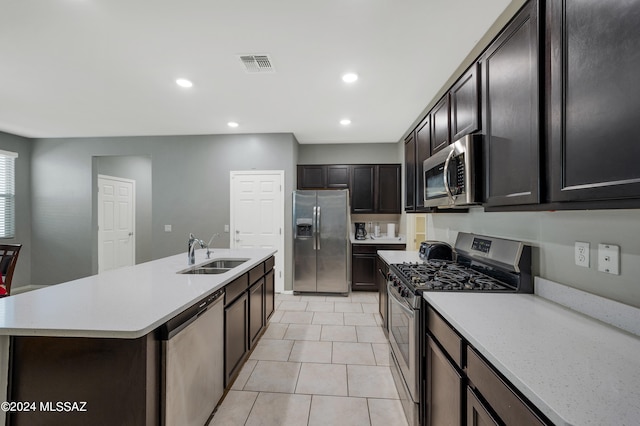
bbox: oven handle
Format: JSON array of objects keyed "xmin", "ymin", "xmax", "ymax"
[
  {"xmin": 387, "ymin": 284, "xmax": 414, "ymax": 316},
  {"xmin": 443, "ymin": 148, "xmax": 456, "ymax": 201}
]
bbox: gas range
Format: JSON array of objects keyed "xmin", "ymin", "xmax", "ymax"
[{"xmin": 388, "ymin": 233, "xmax": 533, "ymax": 307}]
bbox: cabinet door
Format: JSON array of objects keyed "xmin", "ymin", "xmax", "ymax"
[
  {"xmin": 376, "ymin": 256, "xmax": 389, "ymax": 332},
  {"xmin": 404, "ymin": 133, "xmax": 417, "ymax": 211},
  {"xmin": 431, "ymin": 96, "xmax": 451, "ymax": 154},
  {"xmin": 264, "ymin": 269, "xmax": 275, "ymax": 322},
  {"xmin": 352, "ymin": 253, "xmax": 377, "ymax": 291},
  {"xmin": 297, "ymin": 165, "xmax": 326, "ymax": 189},
  {"xmin": 415, "ymin": 116, "xmax": 431, "ymax": 211},
  {"xmin": 351, "ymin": 165, "xmax": 376, "ymax": 213},
  {"xmin": 225, "ymin": 293, "xmax": 248, "ymax": 385},
  {"xmin": 467, "ymin": 387, "xmax": 500, "ymax": 426},
  {"xmin": 425, "ymin": 335, "xmax": 463, "ymax": 426},
  {"xmin": 249, "ymin": 278, "xmax": 265, "ymax": 349},
  {"xmin": 451, "ymin": 63, "xmax": 480, "ymax": 141},
  {"xmin": 377, "ymin": 164, "xmax": 401, "ymax": 213},
  {"xmin": 549, "ymin": 0, "xmax": 640, "ymax": 202},
  {"xmin": 326, "ymin": 165, "xmax": 350, "ymax": 188},
  {"xmin": 481, "ymin": 0, "xmax": 540, "ymax": 206}
]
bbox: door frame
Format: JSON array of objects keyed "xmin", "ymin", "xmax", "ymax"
[
  {"xmin": 97, "ymin": 174, "xmax": 136, "ymax": 273},
  {"xmin": 229, "ymin": 170, "xmax": 285, "ymax": 293}
]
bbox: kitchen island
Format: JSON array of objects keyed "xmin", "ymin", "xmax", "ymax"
[{"xmin": 0, "ymin": 248, "xmax": 276, "ymax": 426}]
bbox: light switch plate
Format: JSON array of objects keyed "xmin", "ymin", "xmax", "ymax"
[
  {"xmin": 574, "ymin": 241, "xmax": 590, "ymax": 267},
  {"xmin": 164, "ymin": 225, "xmax": 172, "ymax": 232},
  {"xmin": 598, "ymin": 244, "xmax": 620, "ymax": 275}
]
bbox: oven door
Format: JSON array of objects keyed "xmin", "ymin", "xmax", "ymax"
[{"xmin": 387, "ymin": 283, "xmax": 417, "ymax": 402}]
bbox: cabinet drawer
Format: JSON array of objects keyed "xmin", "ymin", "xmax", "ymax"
[
  {"xmin": 467, "ymin": 346, "xmax": 546, "ymax": 426},
  {"xmin": 265, "ymin": 256, "xmax": 275, "ymax": 272},
  {"xmin": 352, "ymin": 245, "xmax": 377, "ymax": 254},
  {"xmin": 249, "ymin": 263, "xmax": 265, "ymax": 284},
  {"xmin": 427, "ymin": 307, "xmax": 463, "ymax": 368},
  {"xmin": 225, "ymin": 274, "xmax": 248, "ymax": 305}
]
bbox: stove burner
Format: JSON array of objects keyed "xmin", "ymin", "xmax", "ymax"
[{"xmin": 390, "ymin": 260, "xmax": 512, "ymax": 293}]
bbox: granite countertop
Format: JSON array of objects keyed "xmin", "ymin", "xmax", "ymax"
[
  {"xmin": 0, "ymin": 248, "xmax": 275, "ymax": 339},
  {"xmin": 377, "ymin": 250, "xmax": 421, "ymax": 264},
  {"xmin": 424, "ymin": 290, "xmax": 640, "ymax": 426}
]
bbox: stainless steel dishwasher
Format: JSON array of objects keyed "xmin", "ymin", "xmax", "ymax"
[{"xmin": 160, "ymin": 289, "xmax": 224, "ymax": 426}]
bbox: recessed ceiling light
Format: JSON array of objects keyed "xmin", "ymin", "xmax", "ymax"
[
  {"xmin": 342, "ymin": 73, "xmax": 358, "ymax": 83},
  {"xmin": 340, "ymin": 119, "xmax": 351, "ymax": 126},
  {"xmin": 176, "ymin": 78, "xmax": 193, "ymax": 88},
  {"xmin": 227, "ymin": 121, "xmax": 239, "ymax": 128}
]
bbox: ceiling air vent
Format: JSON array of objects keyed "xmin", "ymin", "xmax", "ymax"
[{"xmin": 239, "ymin": 54, "xmax": 275, "ymax": 73}]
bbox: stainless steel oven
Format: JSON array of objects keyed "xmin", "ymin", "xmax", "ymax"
[
  {"xmin": 423, "ymin": 133, "xmax": 482, "ymax": 208},
  {"xmin": 388, "ymin": 280, "xmax": 420, "ymax": 426}
]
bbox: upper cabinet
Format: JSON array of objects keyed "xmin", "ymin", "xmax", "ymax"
[
  {"xmin": 481, "ymin": 0, "xmax": 540, "ymax": 207},
  {"xmin": 298, "ymin": 164, "xmax": 401, "ymax": 214},
  {"xmin": 431, "ymin": 96, "xmax": 451, "ymax": 155},
  {"xmin": 298, "ymin": 165, "xmax": 350, "ymax": 189},
  {"xmin": 404, "ymin": 133, "xmax": 417, "ymax": 212},
  {"xmin": 450, "ymin": 63, "xmax": 480, "ymax": 141},
  {"xmin": 351, "ymin": 164, "xmax": 402, "ymax": 214},
  {"xmin": 548, "ymin": 0, "xmax": 640, "ymax": 203},
  {"xmin": 415, "ymin": 116, "xmax": 432, "ymax": 211}
]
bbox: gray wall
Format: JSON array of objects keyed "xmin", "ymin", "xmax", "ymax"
[
  {"xmin": 0, "ymin": 132, "xmax": 31, "ymax": 289},
  {"xmin": 31, "ymin": 133, "xmax": 298, "ymax": 288},
  {"xmin": 297, "ymin": 143, "xmax": 399, "ymax": 164},
  {"xmin": 94, "ymin": 156, "xmax": 153, "ymax": 270},
  {"xmin": 423, "ymin": 208, "xmax": 640, "ymax": 308}
]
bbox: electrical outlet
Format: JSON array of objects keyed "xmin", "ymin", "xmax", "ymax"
[
  {"xmin": 598, "ymin": 244, "xmax": 620, "ymax": 275},
  {"xmin": 164, "ymin": 225, "xmax": 172, "ymax": 232},
  {"xmin": 574, "ymin": 242, "xmax": 590, "ymax": 267},
  {"xmin": 224, "ymin": 224, "xmax": 230, "ymax": 232}
]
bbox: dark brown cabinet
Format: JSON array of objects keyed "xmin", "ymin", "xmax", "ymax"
[
  {"xmin": 249, "ymin": 278, "xmax": 264, "ymax": 349},
  {"xmin": 481, "ymin": 0, "xmax": 540, "ymax": 207},
  {"xmin": 224, "ymin": 292, "xmax": 248, "ymax": 385},
  {"xmin": 548, "ymin": 0, "xmax": 640, "ymax": 203},
  {"xmin": 415, "ymin": 116, "xmax": 432, "ymax": 211},
  {"xmin": 431, "ymin": 95, "xmax": 451, "ymax": 154},
  {"xmin": 425, "ymin": 335, "xmax": 463, "ymax": 426},
  {"xmin": 404, "ymin": 133, "xmax": 417, "ymax": 212},
  {"xmin": 423, "ymin": 303, "xmax": 550, "ymax": 426},
  {"xmin": 451, "ymin": 63, "xmax": 480, "ymax": 141},
  {"xmin": 264, "ymin": 264, "xmax": 275, "ymax": 322},
  {"xmin": 351, "ymin": 165, "xmax": 376, "ymax": 213},
  {"xmin": 378, "ymin": 164, "xmax": 402, "ymax": 213},
  {"xmin": 297, "ymin": 165, "xmax": 350, "ymax": 189},
  {"xmin": 352, "ymin": 244, "xmax": 405, "ymax": 292}
]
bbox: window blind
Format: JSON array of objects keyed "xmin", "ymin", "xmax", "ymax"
[{"xmin": 0, "ymin": 150, "xmax": 18, "ymax": 239}]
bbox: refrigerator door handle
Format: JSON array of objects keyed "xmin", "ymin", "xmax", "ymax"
[
  {"xmin": 317, "ymin": 206, "xmax": 321, "ymax": 250},
  {"xmin": 313, "ymin": 206, "xmax": 317, "ymax": 250}
]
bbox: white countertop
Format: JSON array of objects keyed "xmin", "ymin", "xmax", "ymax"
[
  {"xmin": 350, "ymin": 234, "xmax": 406, "ymax": 245},
  {"xmin": 377, "ymin": 250, "xmax": 421, "ymax": 264},
  {"xmin": 424, "ymin": 291, "xmax": 640, "ymax": 426},
  {"xmin": 0, "ymin": 248, "xmax": 275, "ymax": 339}
]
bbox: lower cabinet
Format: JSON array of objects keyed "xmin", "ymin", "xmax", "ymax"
[
  {"xmin": 352, "ymin": 244, "xmax": 405, "ymax": 292},
  {"xmin": 249, "ymin": 277, "xmax": 265, "ymax": 349},
  {"xmin": 225, "ymin": 292, "xmax": 248, "ymax": 385},
  {"xmin": 224, "ymin": 255, "xmax": 275, "ymax": 386},
  {"xmin": 424, "ymin": 304, "xmax": 550, "ymax": 426}
]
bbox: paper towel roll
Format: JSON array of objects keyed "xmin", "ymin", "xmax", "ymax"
[{"xmin": 387, "ymin": 223, "xmax": 396, "ymax": 238}]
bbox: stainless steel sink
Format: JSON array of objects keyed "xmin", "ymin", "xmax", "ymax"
[
  {"xmin": 178, "ymin": 258, "xmax": 249, "ymax": 275},
  {"xmin": 201, "ymin": 259, "xmax": 249, "ymax": 269},
  {"xmin": 181, "ymin": 267, "xmax": 230, "ymax": 275}
]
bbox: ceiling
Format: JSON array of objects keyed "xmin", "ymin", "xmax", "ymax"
[{"xmin": 0, "ymin": 0, "xmax": 514, "ymax": 144}]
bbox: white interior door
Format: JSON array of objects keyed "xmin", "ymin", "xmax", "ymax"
[
  {"xmin": 98, "ymin": 175, "xmax": 135, "ymax": 273},
  {"xmin": 230, "ymin": 171, "xmax": 284, "ymax": 292}
]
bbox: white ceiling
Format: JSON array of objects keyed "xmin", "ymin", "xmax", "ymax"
[{"xmin": 0, "ymin": 0, "xmax": 514, "ymax": 144}]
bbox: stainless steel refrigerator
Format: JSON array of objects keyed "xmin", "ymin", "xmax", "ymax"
[{"xmin": 293, "ymin": 190, "xmax": 350, "ymax": 294}]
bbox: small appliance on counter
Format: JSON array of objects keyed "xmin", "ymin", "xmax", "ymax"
[
  {"xmin": 418, "ymin": 241, "xmax": 453, "ymax": 261},
  {"xmin": 354, "ymin": 222, "xmax": 367, "ymax": 240}
]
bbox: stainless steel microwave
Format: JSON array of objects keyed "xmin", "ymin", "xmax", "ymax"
[{"xmin": 423, "ymin": 134, "xmax": 482, "ymax": 208}]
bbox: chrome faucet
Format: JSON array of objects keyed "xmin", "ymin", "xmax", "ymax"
[
  {"xmin": 205, "ymin": 233, "xmax": 220, "ymax": 259},
  {"xmin": 188, "ymin": 233, "xmax": 206, "ymax": 265}
]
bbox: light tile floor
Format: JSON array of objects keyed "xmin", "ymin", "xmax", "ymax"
[{"xmin": 211, "ymin": 292, "xmax": 408, "ymax": 426}]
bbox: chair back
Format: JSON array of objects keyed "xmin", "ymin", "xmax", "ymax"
[{"xmin": 0, "ymin": 244, "xmax": 22, "ymax": 296}]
